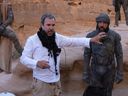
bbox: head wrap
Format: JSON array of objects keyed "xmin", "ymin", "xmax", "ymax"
[{"xmin": 96, "ymin": 13, "xmax": 110, "ymax": 24}]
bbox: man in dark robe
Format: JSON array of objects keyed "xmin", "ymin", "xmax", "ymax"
[
  {"xmin": 83, "ymin": 13, "xmax": 123, "ymax": 96},
  {"xmin": 0, "ymin": 0, "xmax": 23, "ymax": 72}
]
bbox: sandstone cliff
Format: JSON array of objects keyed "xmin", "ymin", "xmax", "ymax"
[{"xmin": 0, "ymin": 0, "xmax": 128, "ymax": 96}]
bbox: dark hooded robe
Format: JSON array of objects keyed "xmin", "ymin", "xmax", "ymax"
[
  {"xmin": 0, "ymin": 1, "xmax": 23, "ymax": 73},
  {"xmin": 83, "ymin": 13, "xmax": 123, "ymax": 96},
  {"xmin": 0, "ymin": 2, "xmax": 23, "ymax": 54}
]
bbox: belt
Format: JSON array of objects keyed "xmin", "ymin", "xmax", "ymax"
[{"xmin": 33, "ymin": 77, "xmax": 56, "ymax": 85}]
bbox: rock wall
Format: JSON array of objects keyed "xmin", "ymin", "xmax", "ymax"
[
  {"xmin": 8, "ymin": 0, "xmax": 115, "ymax": 45},
  {"xmin": 10, "ymin": 0, "xmax": 113, "ymax": 26},
  {"xmin": 0, "ymin": 0, "xmax": 128, "ymax": 96}
]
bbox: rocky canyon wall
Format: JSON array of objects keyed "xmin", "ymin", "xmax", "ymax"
[{"xmin": 8, "ymin": 0, "xmax": 114, "ymax": 45}]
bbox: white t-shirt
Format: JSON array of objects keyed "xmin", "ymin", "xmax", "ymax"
[{"xmin": 20, "ymin": 33, "xmax": 91, "ymax": 83}]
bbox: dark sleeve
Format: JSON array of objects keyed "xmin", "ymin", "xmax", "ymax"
[
  {"xmin": 83, "ymin": 34, "xmax": 92, "ymax": 74},
  {"xmin": 112, "ymin": 0, "xmax": 115, "ymax": 6},
  {"xmin": 3, "ymin": 4, "xmax": 14, "ymax": 27},
  {"xmin": 114, "ymin": 33, "xmax": 123, "ymax": 73},
  {"xmin": 124, "ymin": 0, "xmax": 128, "ymax": 9}
]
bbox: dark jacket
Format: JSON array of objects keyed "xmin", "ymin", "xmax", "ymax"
[{"xmin": 83, "ymin": 29, "xmax": 123, "ymax": 84}]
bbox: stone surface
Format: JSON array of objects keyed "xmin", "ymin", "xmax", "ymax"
[{"xmin": 0, "ymin": 0, "xmax": 128, "ymax": 96}]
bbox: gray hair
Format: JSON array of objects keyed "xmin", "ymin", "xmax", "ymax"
[{"xmin": 41, "ymin": 13, "xmax": 56, "ymax": 25}]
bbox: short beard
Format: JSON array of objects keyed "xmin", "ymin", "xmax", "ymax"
[
  {"xmin": 96, "ymin": 24, "xmax": 109, "ymax": 33},
  {"xmin": 99, "ymin": 27, "xmax": 109, "ymax": 33}
]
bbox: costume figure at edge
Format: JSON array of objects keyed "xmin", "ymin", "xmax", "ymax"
[
  {"xmin": 20, "ymin": 13, "xmax": 106, "ymax": 96},
  {"xmin": 0, "ymin": 0, "xmax": 23, "ymax": 72},
  {"xmin": 112, "ymin": 0, "xmax": 128, "ymax": 26},
  {"xmin": 83, "ymin": 12, "xmax": 123, "ymax": 96}
]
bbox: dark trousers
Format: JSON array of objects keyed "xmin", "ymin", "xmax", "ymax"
[
  {"xmin": 83, "ymin": 65, "xmax": 115, "ymax": 96},
  {"xmin": 115, "ymin": 0, "xmax": 128, "ymax": 25},
  {"xmin": 83, "ymin": 86, "xmax": 113, "ymax": 96}
]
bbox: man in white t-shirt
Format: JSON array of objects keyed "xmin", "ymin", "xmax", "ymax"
[{"xmin": 20, "ymin": 13, "xmax": 106, "ymax": 96}]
